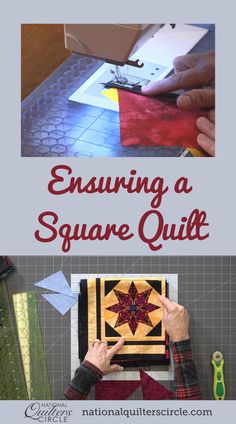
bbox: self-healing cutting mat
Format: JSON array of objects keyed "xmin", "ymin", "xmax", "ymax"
[
  {"xmin": 13, "ymin": 292, "xmax": 51, "ymax": 399},
  {"xmin": 79, "ymin": 277, "xmax": 170, "ymax": 367},
  {"xmin": 5, "ymin": 256, "xmax": 236, "ymax": 400},
  {"xmin": 0, "ymin": 283, "xmax": 28, "ymax": 399}
]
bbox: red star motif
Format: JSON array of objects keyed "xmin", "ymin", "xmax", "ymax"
[{"xmin": 106, "ymin": 281, "xmax": 159, "ymax": 335}]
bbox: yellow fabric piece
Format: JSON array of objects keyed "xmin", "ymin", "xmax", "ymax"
[
  {"xmin": 87, "ymin": 277, "xmax": 97, "ymax": 349},
  {"xmin": 118, "ymin": 345, "xmax": 165, "ymax": 355},
  {"xmin": 188, "ymin": 147, "xmax": 206, "ymax": 157},
  {"xmin": 102, "ymin": 88, "xmax": 119, "ymax": 104}
]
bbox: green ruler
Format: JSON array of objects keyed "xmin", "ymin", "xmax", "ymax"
[
  {"xmin": 13, "ymin": 292, "xmax": 51, "ymax": 400},
  {"xmin": 0, "ymin": 283, "xmax": 28, "ymax": 399}
]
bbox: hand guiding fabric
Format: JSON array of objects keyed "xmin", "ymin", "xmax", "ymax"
[
  {"xmin": 196, "ymin": 109, "xmax": 215, "ymax": 156},
  {"xmin": 142, "ymin": 51, "xmax": 215, "ymax": 111}
]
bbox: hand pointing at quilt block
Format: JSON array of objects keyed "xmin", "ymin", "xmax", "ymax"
[
  {"xmin": 84, "ymin": 337, "xmax": 125, "ymax": 374},
  {"xmin": 159, "ymin": 295, "xmax": 190, "ymax": 342},
  {"xmin": 63, "ymin": 287, "xmax": 200, "ymax": 400}
]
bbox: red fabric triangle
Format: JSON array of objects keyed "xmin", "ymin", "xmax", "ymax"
[
  {"xmin": 95, "ymin": 380, "xmax": 140, "ymax": 400},
  {"xmin": 118, "ymin": 89, "xmax": 207, "ymax": 153},
  {"xmin": 140, "ymin": 370, "xmax": 174, "ymax": 400}
]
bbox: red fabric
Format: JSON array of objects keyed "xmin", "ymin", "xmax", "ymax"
[
  {"xmin": 118, "ymin": 90, "xmax": 207, "ymax": 151},
  {"xmin": 95, "ymin": 381, "xmax": 140, "ymax": 400},
  {"xmin": 140, "ymin": 370, "xmax": 174, "ymax": 400}
]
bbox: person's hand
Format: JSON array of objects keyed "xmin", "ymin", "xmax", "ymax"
[
  {"xmin": 159, "ymin": 295, "xmax": 189, "ymax": 342},
  {"xmin": 84, "ymin": 337, "xmax": 125, "ymax": 374},
  {"xmin": 142, "ymin": 51, "xmax": 215, "ymax": 110},
  {"xmin": 196, "ymin": 109, "xmax": 215, "ymax": 156}
]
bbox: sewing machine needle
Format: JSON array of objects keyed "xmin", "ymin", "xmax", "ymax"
[{"xmin": 115, "ymin": 65, "xmax": 128, "ymax": 85}]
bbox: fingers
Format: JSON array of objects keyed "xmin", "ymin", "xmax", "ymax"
[
  {"xmin": 163, "ymin": 307, "xmax": 168, "ymax": 321},
  {"xmin": 107, "ymin": 337, "xmax": 125, "ymax": 358},
  {"xmin": 196, "ymin": 117, "xmax": 215, "ymax": 140},
  {"xmin": 159, "ymin": 295, "xmax": 186, "ymax": 313},
  {"xmin": 177, "ymin": 88, "xmax": 215, "ymax": 110},
  {"xmin": 99, "ymin": 341, "xmax": 108, "ymax": 352},
  {"xmin": 173, "ymin": 56, "xmax": 189, "ymax": 73},
  {"xmin": 91, "ymin": 339, "xmax": 107, "ymax": 352},
  {"xmin": 208, "ymin": 109, "xmax": 215, "ymax": 123},
  {"xmin": 92, "ymin": 339, "xmax": 102, "ymax": 350},
  {"xmin": 173, "ymin": 52, "xmax": 203, "ymax": 72},
  {"xmin": 141, "ymin": 67, "xmax": 209, "ymax": 96},
  {"xmin": 196, "ymin": 114, "xmax": 215, "ymax": 157},
  {"xmin": 197, "ymin": 133, "xmax": 215, "ymax": 157},
  {"xmin": 158, "ymin": 295, "xmax": 175, "ymax": 312},
  {"xmin": 173, "ymin": 51, "xmax": 214, "ymax": 73},
  {"xmin": 104, "ymin": 364, "xmax": 124, "ymax": 375}
]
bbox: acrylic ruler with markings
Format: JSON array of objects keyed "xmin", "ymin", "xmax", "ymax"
[
  {"xmin": 12, "ymin": 291, "xmax": 51, "ymax": 400},
  {"xmin": 0, "ymin": 282, "xmax": 28, "ymax": 399}
]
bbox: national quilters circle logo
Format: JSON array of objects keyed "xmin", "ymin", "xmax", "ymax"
[{"xmin": 24, "ymin": 402, "xmax": 73, "ymax": 422}]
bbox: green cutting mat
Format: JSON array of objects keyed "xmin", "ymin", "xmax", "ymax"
[
  {"xmin": 0, "ymin": 283, "xmax": 28, "ymax": 399},
  {"xmin": 13, "ymin": 292, "xmax": 51, "ymax": 400}
]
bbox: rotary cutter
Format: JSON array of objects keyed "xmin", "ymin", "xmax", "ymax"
[{"xmin": 211, "ymin": 351, "xmax": 225, "ymax": 400}]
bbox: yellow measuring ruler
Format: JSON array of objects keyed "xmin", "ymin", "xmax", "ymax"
[{"xmin": 0, "ymin": 283, "xmax": 28, "ymax": 399}]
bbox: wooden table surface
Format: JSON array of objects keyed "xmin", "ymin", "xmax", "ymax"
[{"xmin": 21, "ymin": 24, "xmax": 70, "ymax": 100}]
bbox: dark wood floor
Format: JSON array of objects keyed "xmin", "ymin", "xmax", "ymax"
[{"xmin": 21, "ymin": 24, "xmax": 70, "ymax": 100}]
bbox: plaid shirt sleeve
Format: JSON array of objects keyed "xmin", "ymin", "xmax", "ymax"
[
  {"xmin": 62, "ymin": 361, "xmax": 103, "ymax": 400},
  {"xmin": 171, "ymin": 339, "xmax": 201, "ymax": 400}
]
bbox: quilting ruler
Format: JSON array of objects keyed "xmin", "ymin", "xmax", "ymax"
[
  {"xmin": 0, "ymin": 282, "xmax": 28, "ymax": 399},
  {"xmin": 12, "ymin": 292, "xmax": 51, "ymax": 400}
]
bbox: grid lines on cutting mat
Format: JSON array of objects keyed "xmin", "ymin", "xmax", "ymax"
[{"xmin": 6, "ymin": 255, "xmax": 236, "ymax": 400}]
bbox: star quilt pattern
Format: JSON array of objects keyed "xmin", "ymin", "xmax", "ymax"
[{"xmin": 78, "ymin": 277, "xmax": 170, "ymax": 367}]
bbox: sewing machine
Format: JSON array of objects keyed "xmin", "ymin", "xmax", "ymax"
[
  {"xmin": 64, "ymin": 24, "xmax": 175, "ymax": 85},
  {"xmin": 64, "ymin": 25, "xmax": 167, "ymax": 66},
  {"xmin": 64, "ymin": 24, "xmax": 208, "ymax": 111}
]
